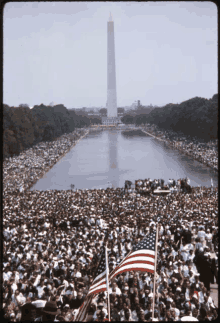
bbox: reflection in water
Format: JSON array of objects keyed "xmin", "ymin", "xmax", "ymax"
[
  {"xmin": 31, "ymin": 130, "xmax": 218, "ymax": 190},
  {"xmin": 108, "ymin": 130, "xmax": 119, "ymax": 188}
]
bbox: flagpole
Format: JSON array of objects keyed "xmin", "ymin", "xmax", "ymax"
[
  {"xmin": 152, "ymin": 225, "xmax": 158, "ymax": 320},
  {"xmin": 105, "ymin": 244, "xmax": 111, "ymax": 322}
]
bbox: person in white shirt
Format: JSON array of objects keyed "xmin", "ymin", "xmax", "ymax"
[
  {"xmin": 198, "ymin": 283, "xmax": 206, "ymax": 304},
  {"xmin": 187, "ymin": 249, "xmax": 195, "ymax": 262},
  {"xmin": 183, "ymin": 260, "xmax": 194, "ymax": 278},
  {"xmin": 33, "ymin": 274, "xmax": 41, "ymax": 288},
  {"xmin": 14, "ymin": 290, "xmax": 26, "ymax": 306},
  {"xmin": 11, "ymin": 281, "xmax": 18, "ymax": 294},
  {"xmin": 96, "ymin": 216, "xmax": 103, "ymax": 228},
  {"xmin": 206, "ymin": 291, "xmax": 215, "ymax": 307},
  {"xmin": 205, "ymin": 229, "xmax": 213, "ymax": 249},
  {"xmin": 180, "ymin": 246, "xmax": 189, "ymax": 262},
  {"xmin": 3, "ymin": 268, "xmax": 12, "ymax": 282},
  {"xmin": 109, "ymin": 282, "xmax": 122, "ymax": 296},
  {"xmin": 36, "ymin": 280, "xmax": 46, "ymax": 299},
  {"xmin": 197, "ymin": 228, "xmax": 206, "ymax": 246},
  {"xmin": 74, "ymin": 270, "xmax": 82, "ymax": 278},
  {"xmin": 139, "ymin": 274, "xmax": 148, "ymax": 290}
]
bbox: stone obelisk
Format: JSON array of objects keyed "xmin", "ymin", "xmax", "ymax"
[{"xmin": 107, "ymin": 12, "xmax": 117, "ymax": 118}]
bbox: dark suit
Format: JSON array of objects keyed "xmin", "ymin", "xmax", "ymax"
[
  {"xmin": 45, "ymin": 268, "xmax": 55, "ymax": 279},
  {"xmin": 55, "ymin": 268, "xmax": 65, "ymax": 278},
  {"xmin": 70, "ymin": 297, "xmax": 84, "ymax": 309}
]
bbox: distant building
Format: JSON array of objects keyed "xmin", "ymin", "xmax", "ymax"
[{"xmin": 102, "ymin": 116, "xmax": 121, "ymax": 125}]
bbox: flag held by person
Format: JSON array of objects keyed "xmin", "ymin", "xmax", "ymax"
[
  {"xmin": 75, "ymin": 230, "xmax": 157, "ymax": 321},
  {"xmin": 75, "ymin": 248, "xmax": 108, "ymax": 321},
  {"xmin": 109, "ymin": 229, "xmax": 156, "ymax": 279}
]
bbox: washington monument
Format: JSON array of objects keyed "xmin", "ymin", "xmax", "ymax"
[{"xmin": 107, "ymin": 12, "xmax": 117, "ymax": 118}]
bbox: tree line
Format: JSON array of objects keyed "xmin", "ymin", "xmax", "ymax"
[
  {"xmin": 3, "ymin": 94, "xmax": 217, "ymax": 159},
  {"xmin": 121, "ymin": 94, "xmax": 218, "ymax": 141},
  {"xmin": 3, "ymin": 104, "xmax": 102, "ymax": 159}
]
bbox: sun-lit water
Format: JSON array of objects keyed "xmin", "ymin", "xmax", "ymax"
[{"xmin": 31, "ymin": 130, "xmax": 218, "ymax": 190}]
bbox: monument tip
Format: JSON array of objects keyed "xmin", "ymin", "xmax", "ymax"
[{"xmin": 109, "ymin": 12, "xmax": 113, "ymax": 21}]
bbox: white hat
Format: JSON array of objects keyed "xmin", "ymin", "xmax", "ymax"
[{"xmin": 167, "ymin": 297, "xmax": 173, "ymax": 303}]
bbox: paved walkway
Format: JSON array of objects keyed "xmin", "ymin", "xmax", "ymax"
[
  {"xmin": 210, "ymin": 281, "xmax": 218, "ymax": 307},
  {"xmin": 141, "ymin": 129, "xmax": 166, "ymax": 142}
]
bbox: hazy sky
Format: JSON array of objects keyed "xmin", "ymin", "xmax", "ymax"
[{"xmin": 4, "ymin": 2, "xmax": 217, "ymax": 108}]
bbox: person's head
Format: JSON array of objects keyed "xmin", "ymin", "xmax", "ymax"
[
  {"xmin": 204, "ymin": 295, "xmax": 208, "ymax": 303},
  {"xmin": 138, "ymin": 311, "xmax": 145, "ymax": 321},
  {"xmin": 170, "ymin": 308, "xmax": 176, "ymax": 318},
  {"xmin": 122, "ymin": 302, "xmax": 128, "ymax": 310},
  {"xmin": 134, "ymin": 296, "xmax": 139, "ymax": 305},
  {"xmin": 186, "ymin": 280, "xmax": 191, "ymax": 288},
  {"xmin": 124, "ymin": 309, "xmax": 130, "ymax": 320},
  {"xmin": 166, "ymin": 309, "xmax": 171, "ymax": 318},
  {"xmin": 77, "ymin": 292, "xmax": 83, "ymax": 299},
  {"xmin": 192, "ymin": 308, "xmax": 199, "ymax": 318},
  {"xmin": 98, "ymin": 310, "xmax": 106, "ymax": 321},
  {"xmin": 15, "ymin": 290, "xmax": 20, "ymax": 297}
]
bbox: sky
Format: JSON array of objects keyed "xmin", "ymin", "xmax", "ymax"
[{"xmin": 4, "ymin": 2, "xmax": 217, "ymax": 109}]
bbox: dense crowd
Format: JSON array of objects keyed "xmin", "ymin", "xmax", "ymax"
[
  {"xmin": 3, "ymin": 127, "xmax": 218, "ymax": 321},
  {"xmin": 141, "ymin": 125, "xmax": 218, "ymax": 171},
  {"xmin": 3, "ymin": 183, "xmax": 218, "ymax": 321},
  {"xmin": 3, "ymin": 128, "xmax": 88, "ymax": 194},
  {"xmin": 135, "ymin": 178, "xmax": 180, "ymax": 194}
]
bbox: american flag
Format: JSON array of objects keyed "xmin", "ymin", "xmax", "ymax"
[
  {"xmin": 75, "ymin": 248, "xmax": 109, "ymax": 321},
  {"xmin": 75, "ymin": 231, "xmax": 156, "ymax": 321},
  {"xmin": 109, "ymin": 230, "xmax": 156, "ymax": 279},
  {"xmin": 87, "ymin": 249, "xmax": 109, "ymax": 296}
]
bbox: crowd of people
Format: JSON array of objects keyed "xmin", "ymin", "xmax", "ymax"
[
  {"xmin": 3, "ymin": 127, "xmax": 218, "ymax": 321},
  {"xmin": 141, "ymin": 125, "xmax": 218, "ymax": 172},
  {"xmin": 135, "ymin": 178, "xmax": 194, "ymax": 195},
  {"xmin": 3, "ymin": 181, "xmax": 218, "ymax": 321},
  {"xmin": 3, "ymin": 128, "xmax": 88, "ymax": 194},
  {"xmin": 135, "ymin": 178, "xmax": 181, "ymax": 194}
]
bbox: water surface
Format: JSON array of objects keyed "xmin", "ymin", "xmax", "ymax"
[{"xmin": 31, "ymin": 130, "xmax": 218, "ymax": 190}]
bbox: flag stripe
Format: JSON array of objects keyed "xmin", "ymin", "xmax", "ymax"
[
  {"xmin": 89, "ymin": 276, "xmax": 106, "ymax": 292},
  {"xmin": 90, "ymin": 272, "xmax": 105, "ymax": 288},
  {"xmin": 126, "ymin": 250, "xmax": 155, "ymax": 257},
  {"xmin": 110, "ymin": 231, "xmax": 156, "ymax": 280},
  {"xmin": 119, "ymin": 257, "xmax": 155, "ymax": 266},
  {"xmin": 89, "ymin": 286, "xmax": 107, "ymax": 295},
  {"xmin": 75, "ymin": 247, "xmax": 107, "ymax": 321},
  {"xmin": 112, "ymin": 263, "xmax": 155, "ymax": 278},
  {"xmin": 75, "ymin": 294, "xmax": 94, "ymax": 321},
  {"xmin": 120, "ymin": 259, "xmax": 155, "ymax": 267},
  {"xmin": 114, "ymin": 267, "xmax": 155, "ymax": 276},
  {"xmin": 76, "ymin": 231, "xmax": 156, "ymax": 321},
  {"xmin": 91, "ymin": 270, "xmax": 107, "ymax": 285}
]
